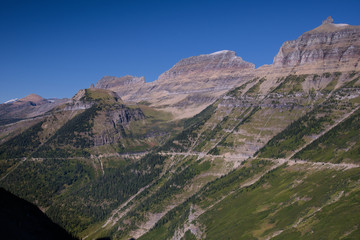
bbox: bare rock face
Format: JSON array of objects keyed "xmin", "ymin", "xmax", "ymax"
[
  {"xmin": 95, "ymin": 75, "xmax": 145, "ymax": 89},
  {"xmin": 93, "ymin": 107, "xmax": 145, "ymax": 146},
  {"xmin": 95, "ymin": 75, "xmax": 146, "ymax": 103},
  {"xmin": 272, "ymin": 17, "xmax": 360, "ymax": 73}
]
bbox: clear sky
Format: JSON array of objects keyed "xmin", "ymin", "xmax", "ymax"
[{"xmin": 1, "ymin": 0, "xmax": 360, "ymax": 102}]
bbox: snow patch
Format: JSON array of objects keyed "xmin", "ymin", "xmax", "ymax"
[
  {"xmin": 209, "ymin": 50, "xmax": 232, "ymax": 55},
  {"xmin": 4, "ymin": 98, "xmax": 18, "ymax": 104},
  {"xmin": 333, "ymin": 23, "xmax": 349, "ymax": 27}
]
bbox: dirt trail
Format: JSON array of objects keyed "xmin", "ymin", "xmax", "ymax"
[{"xmin": 261, "ymin": 158, "xmax": 360, "ymax": 170}]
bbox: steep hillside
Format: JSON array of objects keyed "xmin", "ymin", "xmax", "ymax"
[
  {"xmin": 0, "ymin": 17, "xmax": 359, "ymax": 240},
  {"xmin": 76, "ymin": 70, "xmax": 360, "ymax": 239}
]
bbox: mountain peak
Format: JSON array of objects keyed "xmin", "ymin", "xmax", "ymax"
[
  {"xmin": 322, "ymin": 16, "xmax": 334, "ymax": 25},
  {"xmin": 305, "ymin": 17, "xmax": 357, "ymax": 34},
  {"xmin": 158, "ymin": 50, "xmax": 254, "ymax": 82},
  {"xmin": 19, "ymin": 94, "xmax": 44, "ymax": 103},
  {"xmin": 272, "ymin": 18, "xmax": 360, "ymax": 72}
]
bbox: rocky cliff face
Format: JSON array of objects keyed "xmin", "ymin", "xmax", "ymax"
[
  {"xmin": 95, "ymin": 75, "xmax": 146, "ymax": 105},
  {"xmin": 95, "ymin": 75, "xmax": 145, "ymax": 89},
  {"xmin": 272, "ymin": 17, "xmax": 360, "ymax": 73}
]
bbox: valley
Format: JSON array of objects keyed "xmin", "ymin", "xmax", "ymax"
[{"xmin": 0, "ymin": 18, "xmax": 360, "ymax": 239}]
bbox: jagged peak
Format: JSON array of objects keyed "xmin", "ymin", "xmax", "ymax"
[
  {"xmin": 306, "ymin": 16, "xmax": 359, "ymax": 34},
  {"xmin": 322, "ymin": 16, "xmax": 334, "ymax": 25}
]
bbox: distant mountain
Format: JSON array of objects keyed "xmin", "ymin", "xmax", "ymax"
[
  {"xmin": 0, "ymin": 187, "xmax": 76, "ymax": 240},
  {"xmin": 95, "ymin": 50, "xmax": 255, "ymax": 119},
  {"xmin": 0, "ymin": 94, "xmax": 69, "ymax": 126}
]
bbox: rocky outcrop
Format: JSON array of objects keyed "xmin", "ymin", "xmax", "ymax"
[
  {"xmin": 272, "ymin": 17, "xmax": 360, "ymax": 73},
  {"xmin": 110, "ymin": 108, "xmax": 145, "ymax": 125},
  {"xmin": 93, "ymin": 107, "xmax": 146, "ymax": 146}
]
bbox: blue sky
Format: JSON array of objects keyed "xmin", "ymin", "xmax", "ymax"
[{"xmin": 1, "ymin": 0, "xmax": 359, "ymax": 102}]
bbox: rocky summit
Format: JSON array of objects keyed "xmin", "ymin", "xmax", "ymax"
[
  {"xmin": 0, "ymin": 17, "xmax": 360, "ymax": 240},
  {"xmin": 272, "ymin": 16, "xmax": 360, "ymax": 73}
]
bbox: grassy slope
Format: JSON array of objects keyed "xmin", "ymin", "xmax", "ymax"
[
  {"xmin": 139, "ymin": 159, "xmax": 274, "ymax": 240},
  {"xmin": 294, "ymin": 107, "xmax": 360, "ymax": 164},
  {"xmin": 200, "ymin": 166, "xmax": 360, "ymax": 240},
  {"xmin": 258, "ymin": 79, "xmax": 359, "ymax": 160}
]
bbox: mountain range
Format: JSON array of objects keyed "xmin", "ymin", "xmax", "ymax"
[{"xmin": 0, "ymin": 17, "xmax": 359, "ymax": 240}]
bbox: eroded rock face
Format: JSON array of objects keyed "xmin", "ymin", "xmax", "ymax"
[
  {"xmin": 95, "ymin": 75, "xmax": 146, "ymax": 104},
  {"xmin": 95, "ymin": 75, "xmax": 145, "ymax": 89},
  {"xmin": 93, "ymin": 107, "xmax": 145, "ymax": 146},
  {"xmin": 273, "ymin": 17, "xmax": 360, "ymax": 72}
]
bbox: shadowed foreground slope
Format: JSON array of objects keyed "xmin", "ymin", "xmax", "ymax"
[{"xmin": 0, "ymin": 187, "xmax": 76, "ymax": 240}]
